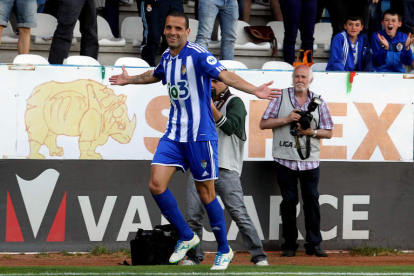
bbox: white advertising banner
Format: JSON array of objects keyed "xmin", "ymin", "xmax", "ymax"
[{"xmin": 0, "ymin": 64, "xmax": 412, "ymax": 162}]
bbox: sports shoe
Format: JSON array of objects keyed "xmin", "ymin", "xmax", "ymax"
[
  {"xmin": 255, "ymin": 259, "xmax": 269, "ymax": 266},
  {"xmin": 169, "ymin": 234, "xmax": 200, "ymax": 263},
  {"xmin": 181, "ymin": 259, "xmax": 199, "ymax": 265},
  {"xmin": 210, "ymin": 247, "xmax": 234, "ymax": 270}
]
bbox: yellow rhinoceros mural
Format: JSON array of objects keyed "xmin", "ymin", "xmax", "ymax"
[{"xmin": 25, "ymin": 79, "xmax": 137, "ymax": 159}]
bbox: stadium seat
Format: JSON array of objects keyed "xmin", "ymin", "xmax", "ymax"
[
  {"xmin": 120, "ymin": 16, "xmax": 143, "ymax": 47},
  {"xmin": 210, "ymin": 21, "xmax": 271, "ymax": 52},
  {"xmin": 64, "ymin": 56, "xmax": 100, "ymax": 66},
  {"xmin": 1, "ymin": 22, "xmax": 18, "ymax": 44},
  {"xmin": 114, "ymin": 57, "xmax": 150, "ymax": 67},
  {"xmin": 31, "ymin": 14, "xmax": 77, "ymax": 45},
  {"xmin": 13, "ymin": 54, "xmax": 49, "ymax": 65},
  {"xmin": 97, "ymin": 15, "xmax": 126, "ymax": 46},
  {"xmin": 188, "ymin": 18, "xmax": 199, "ymax": 42},
  {"xmin": 262, "ymin": 61, "xmax": 294, "ymax": 70},
  {"xmin": 311, "ymin": 62, "xmax": 328, "ymax": 72},
  {"xmin": 314, "ymin": 23, "xmax": 333, "ymax": 52},
  {"xmin": 219, "ymin": 60, "xmax": 248, "ymax": 69}
]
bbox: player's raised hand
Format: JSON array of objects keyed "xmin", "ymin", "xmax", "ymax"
[
  {"xmin": 377, "ymin": 33, "xmax": 389, "ymax": 50},
  {"xmin": 405, "ymin": 33, "xmax": 414, "ymax": 50},
  {"xmin": 109, "ymin": 65, "xmax": 130, "ymax": 86},
  {"xmin": 254, "ymin": 80, "xmax": 282, "ymax": 100}
]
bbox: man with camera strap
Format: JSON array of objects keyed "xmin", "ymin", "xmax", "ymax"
[{"xmin": 259, "ymin": 65, "xmax": 333, "ymax": 258}]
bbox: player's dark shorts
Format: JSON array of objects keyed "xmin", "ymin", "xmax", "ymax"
[{"xmin": 152, "ymin": 137, "xmax": 218, "ymax": 182}]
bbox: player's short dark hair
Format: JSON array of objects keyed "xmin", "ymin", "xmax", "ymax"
[
  {"xmin": 167, "ymin": 11, "xmax": 189, "ymax": 29},
  {"xmin": 383, "ymin": 9, "xmax": 402, "ymax": 21},
  {"xmin": 344, "ymin": 14, "xmax": 364, "ymax": 25}
]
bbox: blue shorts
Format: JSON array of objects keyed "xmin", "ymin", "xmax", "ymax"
[
  {"xmin": 0, "ymin": 0, "xmax": 37, "ymax": 28},
  {"xmin": 152, "ymin": 137, "xmax": 219, "ymax": 182}
]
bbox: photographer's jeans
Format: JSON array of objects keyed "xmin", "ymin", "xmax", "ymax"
[{"xmin": 195, "ymin": 0, "xmax": 238, "ymax": 60}]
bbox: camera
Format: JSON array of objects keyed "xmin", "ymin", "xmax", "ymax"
[{"xmin": 290, "ymin": 97, "xmax": 322, "ymax": 136}]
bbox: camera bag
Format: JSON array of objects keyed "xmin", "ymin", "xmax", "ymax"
[{"xmin": 130, "ymin": 224, "xmax": 179, "ymax": 265}]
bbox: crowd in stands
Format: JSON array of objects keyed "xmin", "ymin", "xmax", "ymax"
[{"xmin": 0, "ymin": 0, "xmax": 413, "ymax": 72}]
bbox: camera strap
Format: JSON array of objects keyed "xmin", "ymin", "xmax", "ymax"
[{"xmin": 294, "ymin": 134, "xmax": 311, "ymax": 160}]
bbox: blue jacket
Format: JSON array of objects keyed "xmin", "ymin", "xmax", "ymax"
[
  {"xmin": 371, "ymin": 30, "xmax": 413, "ymax": 73},
  {"xmin": 326, "ymin": 31, "xmax": 372, "ymax": 72}
]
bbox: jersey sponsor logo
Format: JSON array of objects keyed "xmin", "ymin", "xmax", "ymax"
[
  {"xmin": 206, "ymin": 56, "xmax": 217, "ymax": 65},
  {"xmin": 168, "ymin": 80, "xmax": 190, "ymax": 100},
  {"xmin": 396, "ymin": 42, "xmax": 403, "ymax": 51}
]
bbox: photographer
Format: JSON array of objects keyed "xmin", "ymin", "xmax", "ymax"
[{"xmin": 259, "ymin": 65, "xmax": 333, "ymax": 258}]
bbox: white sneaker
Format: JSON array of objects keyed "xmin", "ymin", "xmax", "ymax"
[
  {"xmin": 181, "ymin": 259, "xmax": 199, "ymax": 265},
  {"xmin": 210, "ymin": 247, "xmax": 234, "ymax": 270},
  {"xmin": 255, "ymin": 259, "xmax": 269, "ymax": 266},
  {"xmin": 169, "ymin": 234, "xmax": 200, "ymax": 263}
]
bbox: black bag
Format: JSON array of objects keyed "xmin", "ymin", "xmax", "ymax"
[
  {"xmin": 130, "ymin": 224, "xmax": 179, "ymax": 265},
  {"xmin": 244, "ymin": 26, "xmax": 278, "ymax": 57}
]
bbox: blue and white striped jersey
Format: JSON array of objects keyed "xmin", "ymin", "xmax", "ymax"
[{"xmin": 153, "ymin": 41, "xmax": 226, "ymax": 142}]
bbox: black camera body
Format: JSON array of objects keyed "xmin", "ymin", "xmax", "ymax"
[{"xmin": 290, "ymin": 97, "xmax": 322, "ymax": 137}]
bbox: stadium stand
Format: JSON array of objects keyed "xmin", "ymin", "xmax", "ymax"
[
  {"xmin": 97, "ymin": 15, "xmax": 126, "ymax": 47},
  {"xmin": 114, "ymin": 57, "xmax": 150, "ymax": 67},
  {"xmin": 13, "ymin": 54, "xmax": 49, "ymax": 64},
  {"xmin": 1, "ymin": 22, "xmax": 18, "ymax": 44},
  {"xmin": 120, "ymin": 16, "xmax": 143, "ymax": 48},
  {"xmin": 188, "ymin": 18, "xmax": 198, "ymax": 43},
  {"xmin": 31, "ymin": 13, "xmax": 77, "ymax": 46},
  {"xmin": 262, "ymin": 61, "xmax": 294, "ymax": 70},
  {"xmin": 64, "ymin": 55, "xmax": 100, "ymax": 66},
  {"xmin": 311, "ymin": 62, "xmax": 328, "ymax": 72},
  {"xmin": 313, "ymin": 22, "xmax": 333, "ymax": 52},
  {"xmin": 219, "ymin": 60, "xmax": 248, "ymax": 69}
]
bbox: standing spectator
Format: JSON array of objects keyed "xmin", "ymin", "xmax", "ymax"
[
  {"xmin": 0, "ymin": 0, "xmax": 37, "ymax": 54},
  {"xmin": 37, "ymin": 0, "xmax": 46, "ymax": 13},
  {"xmin": 102, "ymin": 0, "xmax": 120, "ymax": 38},
  {"xmin": 242, "ymin": 0, "xmax": 282, "ymax": 23},
  {"xmin": 182, "ymin": 78, "xmax": 269, "ymax": 266},
  {"xmin": 279, "ymin": 0, "xmax": 317, "ymax": 65},
  {"xmin": 48, "ymin": 0, "xmax": 99, "ymax": 64},
  {"xmin": 195, "ymin": 0, "xmax": 238, "ymax": 60},
  {"xmin": 260, "ymin": 65, "xmax": 333, "ymax": 258},
  {"xmin": 139, "ymin": 0, "xmax": 183, "ymax": 66},
  {"xmin": 391, "ymin": 0, "xmax": 414, "ymax": 34}
]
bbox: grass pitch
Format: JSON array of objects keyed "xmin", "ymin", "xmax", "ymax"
[{"xmin": 0, "ymin": 265, "xmax": 414, "ymax": 276}]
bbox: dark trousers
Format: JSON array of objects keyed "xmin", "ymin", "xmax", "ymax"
[
  {"xmin": 279, "ymin": 0, "xmax": 317, "ymax": 65},
  {"xmin": 274, "ymin": 162, "xmax": 322, "ymax": 249},
  {"xmin": 103, "ymin": 0, "xmax": 120, "ymax": 38},
  {"xmin": 49, "ymin": 0, "xmax": 99, "ymax": 64},
  {"xmin": 391, "ymin": 0, "xmax": 414, "ymax": 34},
  {"xmin": 140, "ymin": 0, "xmax": 183, "ymax": 66},
  {"xmin": 316, "ymin": 0, "xmax": 348, "ymax": 40}
]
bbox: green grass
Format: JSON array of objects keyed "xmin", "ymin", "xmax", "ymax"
[
  {"xmin": 89, "ymin": 244, "xmax": 110, "ymax": 256},
  {"xmin": 0, "ymin": 265, "xmax": 413, "ymax": 276},
  {"xmin": 351, "ymin": 246, "xmax": 403, "ymax": 256}
]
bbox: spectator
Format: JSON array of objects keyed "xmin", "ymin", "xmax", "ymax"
[
  {"xmin": 195, "ymin": 0, "xmax": 238, "ymax": 60},
  {"xmin": 101, "ymin": 0, "xmax": 120, "ymax": 38},
  {"xmin": 182, "ymin": 78, "xmax": 269, "ymax": 267},
  {"xmin": 242, "ymin": 0, "xmax": 282, "ymax": 23},
  {"xmin": 138, "ymin": 0, "xmax": 183, "ymax": 66},
  {"xmin": 326, "ymin": 15, "xmax": 373, "ymax": 72},
  {"xmin": 390, "ymin": 0, "xmax": 414, "ymax": 34},
  {"xmin": 48, "ymin": 0, "xmax": 99, "ymax": 64},
  {"xmin": 260, "ymin": 65, "xmax": 333, "ymax": 258},
  {"xmin": 0, "ymin": 0, "xmax": 37, "ymax": 54},
  {"xmin": 279, "ymin": 0, "xmax": 317, "ymax": 65},
  {"xmin": 371, "ymin": 9, "xmax": 414, "ymax": 72}
]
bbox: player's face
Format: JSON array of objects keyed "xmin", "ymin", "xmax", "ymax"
[
  {"xmin": 382, "ymin": 14, "xmax": 402, "ymax": 38},
  {"xmin": 344, "ymin": 20, "xmax": 364, "ymax": 40},
  {"xmin": 292, "ymin": 66, "xmax": 312, "ymax": 93},
  {"xmin": 164, "ymin": 16, "xmax": 190, "ymax": 51}
]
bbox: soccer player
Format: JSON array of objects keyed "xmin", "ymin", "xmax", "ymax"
[{"xmin": 109, "ymin": 10, "xmax": 280, "ymax": 270}]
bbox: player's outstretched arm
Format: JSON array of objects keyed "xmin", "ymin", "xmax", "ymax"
[
  {"xmin": 109, "ymin": 65, "xmax": 161, "ymax": 86},
  {"xmin": 218, "ymin": 70, "xmax": 281, "ymax": 100}
]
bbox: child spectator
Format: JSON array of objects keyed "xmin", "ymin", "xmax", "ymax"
[
  {"xmin": 0, "ymin": 0, "xmax": 37, "ymax": 54},
  {"xmin": 371, "ymin": 9, "xmax": 414, "ymax": 72},
  {"xmin": 326, "ymin": 15, "xmax": 372, "ymax": 72}
]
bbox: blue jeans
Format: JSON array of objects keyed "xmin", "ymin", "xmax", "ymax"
[
  {"xmin": 0, "ymin": 0, "xmax": 37, "ymax": 28},
  {"xmin": 196, "ymin": 0, "xmax": 238, "ymax": 60},
  {"xmin": 185, "ymin": 170, "xmax": 267, "ymax": 264}
]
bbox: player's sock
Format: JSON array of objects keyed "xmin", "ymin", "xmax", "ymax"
[
  {"xmin": 204, "ymin": 197, "xmax": 229, "ymax": 254},
  {"xmin": 152, "ymin": 188, "xmax": 194, "ymax": 241}
]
